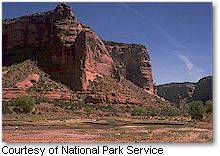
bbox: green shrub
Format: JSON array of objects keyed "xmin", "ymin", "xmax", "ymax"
[
  {"xmin": 161, "ymin": 107, "xmax": 183, "ymax": 117},
  {"xmin": 2, "ymin": 101, "xmax": 11, "ymax": 114},
  {"xmin": 52, "ymin": 100, "xmax": 70, "ymax": 108},
  {"xmin": 10, "ymin": 96, "xmax": 36, "ymax": 114},
  {"xmin": 35, "ymin": 97, "xmax": 51, "ymax": 104},
  {"xmin": 84, "ymin": 106, "xmax": 93, "ymax": 115},
  {"xmin": 205, "ymin": 100, "xmax": 212, "ymax": 114},
  {"xmin": 131, "ymin": 108, "xmax": 145, "ymax": 116},
  {"xmin": 188, "ymin": 101, "xmax": 204, "ymax": 120},
  {"xmin": 147, "ymin": 108, "xmax": 160, "ymax": 116},
  {"xmin": 101, "ymin": 106, "xmax": 113, "ymax": 111}
]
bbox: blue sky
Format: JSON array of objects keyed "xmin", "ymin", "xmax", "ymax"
[{"xmin": 2, "ymin": 2, "xmax": 212, "ymax": 85}]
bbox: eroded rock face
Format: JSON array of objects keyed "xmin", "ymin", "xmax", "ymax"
[
  {"xmin": 192, "ymin": 76, "xmax": 212, "ymax": 103},
  {"xmin": 15, "ymin": 73, "xmax": 40, "ymax": 89},
  {"xmin": 75, "ymin": 29, "xmax": 117, "ymax": 90},
  {"xmin": 105, "ymin": 41, "xmax": 154, "ymax": 94},
  {"xmin": 156, "ymin": 76, "xmax": 212, "ymax": 104},
  {"xmin": 3, "ymin": 3, "xmax": 79, "ymax": 53},
  {"xmin": 3, "ymin": 3, "xmax": 83, "ymax": 91},
  {"xmin": 156, "ymin": 83, "xmax": 196, "ymax": 105},
  {"xmin": 2, "ymin": 3, "xmax": 117, "ymax": 91},
  {"xmin": 2, "ymin": 3, "xmax": 154, "ymax": 95}
]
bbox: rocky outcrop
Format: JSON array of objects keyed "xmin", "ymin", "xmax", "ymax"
[
  {"xmin": 105, "ymin": 41, "xmax": 154, "ymax": 94},
  {"xmin": 156, "ymin": 76, "xmax": 212, "ymax": 104},
  {"xmin": 192, "ymin": 76, "xmax": 212, "ymax": 103},
  {"xmin": 16, "ymin": 74, "xmax": 40, "ymax": 89},
  {"xmin": 2, "ymin": 3, "xmax": 118, "ymax": 92},
  {"xmin": 156, "ymin": 82, "xmax": 196, "ymax": 105},
  {"xmin": 3, "ymin": 3, "xmax": 154, "ymax": 96},
  {"xmin": 3, "ymin": 3, "xmax": 82, "ymax": 91}
]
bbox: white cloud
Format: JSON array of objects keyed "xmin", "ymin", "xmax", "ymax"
[
  {"xmin": 175, "ymin": 51, "xmax": 205, "ymax": 75},
  {"xmin": 176, "ymin": 52, "xmax": 193, "ymax": 71},
  {"xmin": 120, "ymin": 3, "xmax": 144, "ymax": 18}
]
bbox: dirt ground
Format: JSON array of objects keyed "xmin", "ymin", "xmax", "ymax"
[{"xmin": 2, "ymin": 115, "xmax": 212, "ymax": 143}]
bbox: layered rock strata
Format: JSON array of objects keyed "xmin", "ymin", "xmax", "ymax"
[
  {"xmin": 2, "ymin": 3, "xmax": 154, "ymax": 95},
  {"xmin": 105, "ymin": 41, "xmax": 154, "ymax": 94}
]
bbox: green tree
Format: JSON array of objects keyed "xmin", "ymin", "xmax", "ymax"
[
  {"xmin": 188, "ymin": 101, "xmax": 204, "ymax": 120},
  {"xmin": 205, "ymin": 100, "xmax": 212, "ymax": 114}
]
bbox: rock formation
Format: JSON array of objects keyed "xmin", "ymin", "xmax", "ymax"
[
  {"xmin": 3, "ymin": 3, "xmax": 118, "ymax": 91},
  {"xmin": 192, "ymin": 76, "xmax": 212, "ymax": 103},
  {"xmin": 105, "ymin": 41, "xmax": 154, "ymax": 94},
  {"xmin": 156, "ymin": 76, "xmax": 212, "ymax": 104},
  {"xmin": 2, "ymin": 3, "xmax": 154, "ymax": 95}
]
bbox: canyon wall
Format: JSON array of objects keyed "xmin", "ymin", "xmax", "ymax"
[
  {"xmin": 105, "ymin": 41, "xmax": 154, "ymax": 94},
  {"xmin": 2, "ymin": 3, "xmax": 154, "ymax": 94},
  {"xmin": 156, "ymin": 76, "xmax": 212, "ymax": 104}
]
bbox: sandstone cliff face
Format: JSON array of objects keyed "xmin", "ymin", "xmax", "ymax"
[
  {"xmin": 2, "ymin": 3, "xmax": 154, "ymax": 97},
  {"xmin": 105, "ymin": 41, "xmax": 154, "ymax": 95},
  {"xmin": 3, "ymin": 3, "xmax": 82, "ymax": 91},
  {"xmin": 156, "ymin": 76, "xmax": 212, "ymax": 104},
  {"xmin": 2, "ymin": 3, "xmax": 117, "ymax": 91}
]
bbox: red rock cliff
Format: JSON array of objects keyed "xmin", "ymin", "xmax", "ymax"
[
  {"xmin": 105, "ymin": 41, "xmax": 154, "ymax": 94},
  {"xmin": 2, "ymin": 3, "xmax": 154, "ymax": 94},
  {"xmin": 3, "ymin": 3, "xmax": 116, "ymax": 91}
]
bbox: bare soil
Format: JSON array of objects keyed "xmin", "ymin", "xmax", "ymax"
[{"xmin": 2, "ymin": 114, "xmax": 212, "ymax": 143}]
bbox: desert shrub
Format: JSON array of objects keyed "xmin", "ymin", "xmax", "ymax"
[
  {"xmin": 2, "ymin": 101, "xmax": 11, "ymax": 114},
  {"xmin": 84, "ymin": 106, "xmax": 93, "ymax": 115},
  {"xmin": 100, "ymin": 106, "xmax": 113, "ymax": 111},
  {"xmin": 205, "ymin": 100, "xmax": 212, "ymax": 114},
  {"xmin": 188, "ymin": 101, "xmax": 204, "ymax": 120},
  {"xmin": 69, "ymin": 105, "xmax": 78, "ymax": 111},
  {"xmin": 10, "ymin": 96, "xmax": 36, "ymax": 114},
  {"xmin": 147, "ymin": 108, "xmax": 160, "ymax": 116},
  {"xmin": 172, "ymin": 109, "xmax": 183, "ymax": 116},
  {"xmin": 74, "ymin": 100, "xmax": 86, "ymax": 108},
  {"xmin": 160, "ymin": 107, "xmax": 183, "ymax": 117},
  {"xmin": 52, "ymin": 100, "xmax": 71, "ymax": 109},
  {"xmin": 131, "ymin": 107, "xmax": 145, "ymax": 116},
  {"xmin": 35, "ymin": 97, "xmax": 51, "ymax": 104},
  {"xmin": 52, "ymin": 99, "xmax": 92, "ymax": 111}
]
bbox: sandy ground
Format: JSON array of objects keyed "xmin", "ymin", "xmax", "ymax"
[
  {"xmin": 3, "ymin": 129, "xmax": 96, "ymax": 142},
  {"xmin": 2, "ymin": 117, "xmax": 212, "ymax": 143}
]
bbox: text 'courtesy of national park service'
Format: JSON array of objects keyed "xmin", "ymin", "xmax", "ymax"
[{"xmin": 1, "ymin": 146, "xmax": 164, "ymax": 156}]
